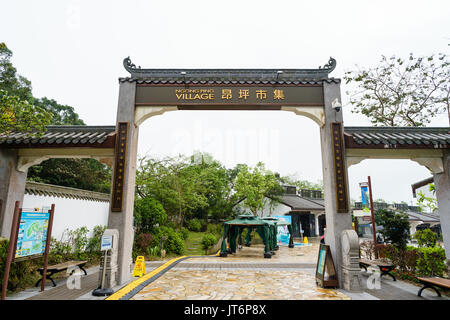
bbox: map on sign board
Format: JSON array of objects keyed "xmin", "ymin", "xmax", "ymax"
[{"xmin": 15, "ymin": 212, "xmax": 50, "ymax": 259}]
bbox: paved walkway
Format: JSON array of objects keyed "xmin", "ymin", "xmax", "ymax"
[{"xmin": 6, "ymin": 239, "xmax": 449, "ymax": 300}]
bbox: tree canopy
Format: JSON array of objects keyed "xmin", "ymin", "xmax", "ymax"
[
  {"xmin": 374, "ymin": 209, "xmax": 410, "ymax": 249},
  {"xmin": 0, "ymin": 42, "xmax": 111, "ymax": 193},
  {"xmin": 234, "ymin": 162, "xmax": 283, "ymax": 216},
  {"xmin": 344, "ymin": 53, "xmax": 450, "ymax": 126},
  {"xmin": 0, "ymin": 43, "xmax": 52, "ymax": 135}
]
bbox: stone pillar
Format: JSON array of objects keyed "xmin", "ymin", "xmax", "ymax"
[
  {"xmin": 433, "ymin": 149, "xmax": 450, "ymax": 272},
  {"xmin": 0, "ymin": 149, "xmax": 27, "ymax": 238},
  {"xmin": 341, "ymin": 229, "xmax": 362, "ymax": 291},
  {"xmin": 320, "ymin": 81, "xmax": 353, "ymax": 288},
  {"xmin": 314, "ymin": 213, "xmax": 320, "ymax": 237},
  {"xmin": 409, "ymin": 221, "xmax": 421, "ymax": 238},
  {"xmin": 106, "ymin": 81, "xmax": 139, "ymax": 285}
]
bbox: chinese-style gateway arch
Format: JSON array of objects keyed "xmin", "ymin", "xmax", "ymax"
[{"xmin": 0, "ymin": 57, "xmax": 448, "ymax": 290}]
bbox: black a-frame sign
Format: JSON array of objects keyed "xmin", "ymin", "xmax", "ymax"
[{"xmin": 315, "ymin": 243, "xmax": 339, "ymax": 288}]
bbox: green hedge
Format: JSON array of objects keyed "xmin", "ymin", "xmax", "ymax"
[
  {"xmin": 201, "ymin": 233, "xmax": 217, "ymax": 254},
  {"xmin": 374, "ymin": 242, "xmax": 447, "ymax": 277},
  {"xmin": 186, "ymin": 219, "xmax": 202, "ymax": 232},
  {"xmin": 416, "ymin": 247, "xmax": 447, "ymax": 277}
]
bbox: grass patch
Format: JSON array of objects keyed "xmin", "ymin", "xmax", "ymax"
[{"xmin": 184, "ymin": 232, "xmax": 207, "ymax": 256}]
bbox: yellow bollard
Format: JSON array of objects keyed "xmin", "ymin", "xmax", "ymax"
[
  {"xmin": 303, "ymin": 236, "xmax": 308, "ymax": 244},
  {"xmin": 132, "ymin": 256, "xmax": 146, "ymax": 277}
]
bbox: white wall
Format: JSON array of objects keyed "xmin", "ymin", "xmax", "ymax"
[{"xmin": 23, "ymin": 194, "xmax": 109, "ymax": 241}]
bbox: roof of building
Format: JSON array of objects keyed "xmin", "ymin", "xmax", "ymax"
[
  {"xmin": 0, "ymin": 126, "xmax": 116, "ymax": 148},
  {"xmin": 279, "ymin": 194, "xmax": 324, "ymax": 211},
  {"xmin": 344, "ymin": 127, "xmax": 450, "ymax": 149},
  {"xmin": 405, "ymin": 211, "xmax": 440, "ymax": 223},
  {"xmin": 119, "ymin": 56, "xmax": 340, "ymax": 85},
  {"xmin": 25, "ymin": 181, "xmax": 110, "ymax": 202}
]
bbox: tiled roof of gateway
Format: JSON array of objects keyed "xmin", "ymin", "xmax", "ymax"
[
  {"xmin": 2, "ymin": 126, "xmax": 449, "ymax": 150},
  {"xmin": 119, "ymin": 56, "xmax": 340, "ymax": 84},
  {"xmin": 0, "ymin": 126, "xmax": 116, "ymax": 148},
  {"xmin": 344, "ymin": 127, "xmax": 450, "ymax": 148}
]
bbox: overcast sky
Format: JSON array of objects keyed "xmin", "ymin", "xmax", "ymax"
[{"xmin": 2, "ymin": 0, "xmax": 449, "ymax": 205}]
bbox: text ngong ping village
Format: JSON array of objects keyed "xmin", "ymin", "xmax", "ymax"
[{"xmin": 174, "ymin": 88, "xmax": 286, "ymax": 101}]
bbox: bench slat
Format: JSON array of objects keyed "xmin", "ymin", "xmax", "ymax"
[
  {"xmin": 38, "ymin": 260, "xmax": 88, "ymax": 272},
  {"xmin": 417, "ymin": 277, "xmax": 450, "ymax": 289},
  {"xmin": 359, "ymin": 258, "xmax": 393, "ymax": 267}
]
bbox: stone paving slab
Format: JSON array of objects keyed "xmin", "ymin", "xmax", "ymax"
[{"xmin": 131, "ymin": 269, "xmax": 350, "ymax": 300}]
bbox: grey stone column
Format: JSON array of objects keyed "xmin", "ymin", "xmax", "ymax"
[
  {"xmin": 0, "ymin": 149, "xmax": 27, "ymax": 238},
  {"xmin": 433, "ymin": 149, "xmax": 450, "ymax": 271},
  {"xmin": 107, "ymin": 81, "xmax": 139, "ymax": 285},
  {"xmin": 320, "ymin": 81, "xmax": 353, "ymax": 288}
]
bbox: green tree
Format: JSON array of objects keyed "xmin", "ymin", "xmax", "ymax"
[
  {"xmin": 280, "ymin": 174, "xmax": 323, "ymax": 191},
  {"xmin": 27, "ymin": 158, "xmax": 111, "ymax": 193},
  {"xmin": 32, "ymin": 97, "xmax": 85, "ymax": 125},
  {"xmin": 416, "ymin": 183, "xmax": 438, "ymax": 213},
  {"xmin": 374, "ymin": 209, "xmax": 410, "ymax": 249},
  {"xmin": 0, "ymin": 90, "xmax": 52, "ymax": 136},
  {"xmin": 0, "ymin": 42, "xmax": 33, "ymax": 101},
  {"xmin": 234, "ymin": 162, "xmax": 282, "ymax": 216},
  {"xmin": 134, "ymin": 197, "xmax": 167, "ymax": 234},
  {"xmin": 344, "ymin": 53, "xmax": 450, "ymax": 126},
  {"xmin": 135, "ymin": 155, "xmax": 209, "ymax": 228},
  {"xmin": 1, "ymin": 42, "xmax": 110, "ymax": 192},
  {"xmin": 188, "ymin": 152, "xmax": 234, "ymax": 225}
]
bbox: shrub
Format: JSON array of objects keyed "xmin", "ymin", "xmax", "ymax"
[
  {"xmin": 201, "ymin": 233, "xmax": 217, "ymax": 254},
  {"xmin": 152, "ymin": 226, "xmax": 185, "ymax": 255},
  {"xmin": 134, "ymin": 197, "xmax": 167, "ymax": 234},
  {"xmin": 200, "ymin": 220, "xmax": 208, "ymax": 232},
  {"xmin": 413, "ymin": 229, "xmax": 437, "ymax": 248},
  {"xmin": 207, "ymin": 223, "xmax": 222, "ymax": 237},
  {"xmin": 416, "ymin": 247, "xmax": 447, "ymax": 277},
  {"xmin": 146, "ymin": 246, "xmax": 160, "ymax": 257},
  {"xmin": 67, "ymin": 227, "xmax": 89, "ymax": 260},
  {"xmin": 0, "ymin": 238, "xmax": 39, "ymax": 292},
  {"xmin": 135, "ymin": 233, "xmax": 154, "ymax": 254},
  {"xmin": 186, "ymin": 219, "xmax": 202, "ymax": 232},
  {"xmin": 180, "ymin": 228, "xmax": 190, "ymax": 240},
  {"xmin": 382, "ymin": 245, "xmax": 419, "ymax": 272},
  {"xmin": 86, "ymin": 225, "xmax": 107, "ymax": 254},
  {"xmin": 49, "ymin": 237, "xmax": 72, "ymax": 264}
]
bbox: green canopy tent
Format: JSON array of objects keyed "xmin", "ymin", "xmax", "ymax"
[
  {"xmin": 261, "ymin": 217, "xmax": 295, "ymax": 248},
  {"xmin": 243, "ymin": 217, "xmax": 294, "ymax": 249},
  {"xmin": 220, "ymin": 215, "xmax": 274, "ymax": 258}
]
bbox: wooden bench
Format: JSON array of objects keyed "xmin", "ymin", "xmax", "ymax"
[
  {"xmin": 359, "ymin": 258, "xmax": 396, "ymax": 281},
  {"xmin": 417, "ymin": 277, "xmax": 450, "ymax": 297},
  {"xmin": 35, "ymin": 260, "xmax": 88, "ymax": 287}
]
